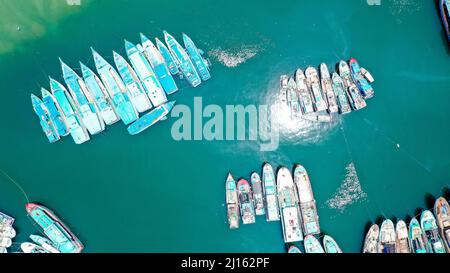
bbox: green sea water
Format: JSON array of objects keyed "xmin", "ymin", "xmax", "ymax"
[{"xmin": 0, "ymin": 0, "xmax": 450, "ymax": 253}]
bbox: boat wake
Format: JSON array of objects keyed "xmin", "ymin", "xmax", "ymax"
[
  {"xmin": 208, "ymin": 45, "xmax": 261, "ymax": 68},
  {"xmin": 326, "ymin": 163, "xmax": 367, "ymax": 212}
]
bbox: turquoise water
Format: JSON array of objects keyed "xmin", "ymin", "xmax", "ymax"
[{"xmin": 0, "ymin": 0, "xmax": 450, "ymax": 253}]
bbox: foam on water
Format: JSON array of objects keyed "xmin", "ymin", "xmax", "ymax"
[
  {"xmin": 263, "ymin": 87, "xmax": 341, "ymax": 146},
  {"xmin": 209, "ymin": 45, "xmax": 260, "ymax": 68},
  {"xmin": 326, "ymin": 163, "xmax": 367, "ymax": 212}
]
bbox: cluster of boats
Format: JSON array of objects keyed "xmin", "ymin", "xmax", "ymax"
[
  {"xmin": 225, "ymin": 163, "xmax": 343, "ymax": 253},
  {"xmin": 0, "ymin": 212, "xmax": 16, "ymax": 253},
  {"xmin": 363, "ymin": 197, "xmax": 450, "ymax": 253},
  {"xmin": 280, "ymin": 58, "xmax": 374, "ymax": 122},
  {"xmin": 31, "ymin": 31, "xmax": 211, "ymax": 144},
  {"xmin": 20, "ymin": 203, "xmax": 84, "ymax": 253}
]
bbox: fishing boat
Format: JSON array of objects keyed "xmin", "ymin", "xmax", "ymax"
[
  {"xmin": 127, "ymin": 101, "xmax": 175, "ymax": 135},
  {"xmin": 0, "ymin": 211, "xmax": 15, "ymax": 229},
  {"xmin": 141, "ymin": 33, "xmax": 178, "ymax": 94},
  {"xmin": 30, "ymin": 235, "xmax": 60, "ymax": 253},
  {"xmin": 338, "ymin": 60, "xmax": 355, "ymax": 89},
  {"xmin": 331, "ymin": 73, "xmax": 352, "ymax": 114},
  {"xmin": 304, "ymin": 235, "xmax": 325, "ymax": 253},
  {"xmin": 124, "ymin": 40, "xmax": 168, "ymax": 107},
  {"xmin": 338, "ymin": 61, "xmax": 366, "ymax": 110},
  {"xmin": 277, "ymin": 167, "xmax": 303, "ymax": 243},
  {"xmin": 183, "ymin": 33, "xmax": 211, "ymax": 81},
  {"xmin": 0, "ymin": 226, "xmax": 16, "ymax": 239},
  {"xmin": 421, "ymin": 210, "xmax": 447, "ymax": 253},
  {"xmin": 379, "ymin": 219, "xmax": 396, "ymax": 253},
  {"xmin": 294, "ymin": 69, "xmax": 315, "ymax": 114},
  {"xmin": 60, "ymin": 59, "xmax": 105, "ymax": 135},
  {"xmin": 287, "ymin": 245, "xmax": 302, "ymax": 253},
  {"xmin": 434, "ymin": 197, "xmax": 450, "ymax": 252},
  {"xmin": 26, "ymin": 203, "xmax": 84, "ymax": 253},
  {"xmin": 0, "ymin": 237, "xmax": 11, "ymax": 248},
  {"xmin": 80, "ymin": 62, "xmax": 120, "ymax": 125},
  {"xmin": 287, "ymin": 78, "xmax": 302, "ymax": 118},
  {"xmin": 21, "ymin": 242, "xmax": 47, "ymax": 253},
  {"xmin": 409, "ymin": 217, "xmax": 430, "ymax": 253},
  {"xmin": 320, "ymin": 63, "xmax": 339, "ymax": 113},
  {"xmin": 294, "ymin": 165, "xmax": 320, "ymax": 236},
  {"xmin": 237, "ymin": 179, "xmax": 256, "ymax": 225},
  {"xmin": 262, "ymin": 163, "xmax": 280, "ymax": 222},
  {"xmin": 440, "ymin": 0, "xmax": 450, "ymax": 43},
  {"xmin": 305, "ymin": 67, "xmax": 327, "ymax": 112},
  {"xmin": 250, "ymin": 172, "xmax": 265, "ymax": 216},
  {"xmin": 363, "ymin": 224, "xmax": 379, "ymax": 253},
  {"xmin": 279, "ymin": 75, "xmax": 289, "ymax": 105},
  {"xmin": 50, "ymin": 78, "xmax": 90, "ymax": 144},
  {"xmin": 360, "ymin": 67, "xmax": 375, "ymax": 83},
  {"xmin": 348, "ymin": 85, "xmax": 367, "ymax": 110},
  {"xmin": 164, "ymin": 31, "xmax": 202, "ymax": 87},
  {"xmin": 323, "ymin": 235, "xmax": 343, "ymax": 253},
  {"xmin": 41, "ymin": 88, "xmax": 70, "ymax": 137},
  {"xmin": 396, "ymin": 220, "xmax": 411, "ymax": 253},
  {"xmin": 112, "ymin": 51, "xmax": 152, "ymax": 113},
  {"xmin": 225, "ymin": 173, "xmax": 240, "ymax": 229},
  {"xmin": 91, "ymin": 48, "xmax": 138, "ymax": 125},
  {"xmin": 31, "ymin": 94, "xmax": 60, "ymax": 143},
  {"xmin": 349, "ymin": 58, "xmax": 374, "ymax": 99},
  {"xmin": 155, "ymin": 37, "xmax": 179, "ymax": 75}
]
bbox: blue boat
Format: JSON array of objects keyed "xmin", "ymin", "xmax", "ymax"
[
  {"xmin": 91, "ymin": 48, "xmax": 138, "ymax": 125},
  {"xmin": 41, "ymin": 88, "xmax": 70, "ymax": 137},
  {"xmin": 30, "ymin": 94, "xmax": 60, "ymax": 143},
  {"xmin": 50, "ymin": 78, "xmax": 90, "ymax": 144},
  {"xmin": 60, "ymin": 59, "xmax": 105, "ymax": 135},
  {"xmin": 80, "ymin": 62, "xmax": 120, "ymax": 125},
  {"xmin": 155, "ymin": 37, "xmax": 179, "ymax": 75},
  {"xmin": 164, "ymin": 31, "xmax": 201, "ymax": 87},
  {"xmin": 127, "ymin": 101, "xmax": 175, "ymax": 135},
  {"xmin": 141, "ymin": 33, "xmax": 178, "ymax": 95},
  {"xmin": 349, "ymin": 58, "xmax": 374, "ymax": 99},
  {"xmin": 183, "ymin": 33, "xmax": 211, "ymax": 81},
  {"xmin": 113, "ymin": 51, "xmax": 152, "ymax": 113},
  {"xmin": 124, "ymin": 40, "xmax": 168, "ymax": 107},
  {"xmin": 440, "ymin": 0, "xmax": 450, "ymax": 43}
]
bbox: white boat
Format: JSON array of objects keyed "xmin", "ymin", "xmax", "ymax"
[
  {"xmin": 305, "ymin": 66, "xmax": 328, "ymax": 112},
  {"xmin": 293, "ymin": 165, "xmax": 320, "ymax": 236},
  {"xmin": 21, "ymin": 242, "xmax": 48, "ymax": 253},
  {"xmin": 295, "ymin": 69, "xmax": 314, "ymax": 114},
  {"xmin": 396, "ymin": 220, "xmax": 411, "ymax": 253},
  {"xmin": 262, "ymin": 163, "xmax": 280, "ymax": 222},
  {"xmin": 0, "ymin": 237, "xmax": 12, "ymax": 248},
  {"xmin": 360, "ymin": 67, "xmax": 375, "ymax": 83},
  {"xmin": 30, "ymin": 235, "xmax": 60, "ymax": 254},
  {"xmin": 320, "ymin": 63, "xmax": 339, "ymax": 113},
  {"xmin": 379, "ymin": 220, "xmax": 397, "ymax": 253},
  {"xmin": 363, "ymin": 224, "xmax": 379, "ymax": 253},
  {"xmin": 277, "ymin": 167, "xmax": 303, "ymax": 243}
]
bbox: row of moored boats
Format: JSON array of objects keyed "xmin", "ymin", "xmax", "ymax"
[
  {"xmin": 226, "ymin": 164, "xmax": 342, "ymax": 253},
  {"xmin": 1, "ymin": 203, "xmax": 84, "ymax": 254},
  {"xmin": 363, "ymin": 197, "xmax": 450, "ymax": 253},
  {"xmin": 280, "ymin": 58, "xmax": 374, "ymax": 122},
  {"xmin": 31, "ymin": 31, "xmax": 211, "ymax": 143}
]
